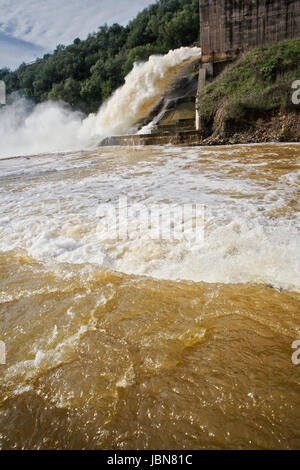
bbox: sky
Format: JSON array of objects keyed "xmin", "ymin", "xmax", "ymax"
[{"xmin": 0, "ymin": 0, "xmax": 154, "ymax": 69}]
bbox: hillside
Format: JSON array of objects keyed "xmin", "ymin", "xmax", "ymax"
[
  {"xmin": 197, "ymin": 38, "xmax": 300, "ymax": 144},
  {"xmin": 0, "ymin": 0, "xmax": 199, "ymax": 114}
]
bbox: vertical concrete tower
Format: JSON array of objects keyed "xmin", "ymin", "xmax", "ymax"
[
  {"xmin": 196, "ymin": 0, "xmax": 300, "ymax": 129},
  {"xmin": 200, "ymin": 0, "xmax": 300, "ymax": 62}
]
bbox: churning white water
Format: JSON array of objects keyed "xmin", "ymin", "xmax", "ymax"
[
  {"xmin": 0, "ymin": 144, "xmax": 299, "ymax": 293},
  {"xmin": 0, "ymin": 47, "xmax": 201, "ymax": 158}
]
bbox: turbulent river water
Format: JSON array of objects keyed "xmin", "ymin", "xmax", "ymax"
[{"xmin": 0, "ymin": 143, "xmax": 299, "ymax": 449}]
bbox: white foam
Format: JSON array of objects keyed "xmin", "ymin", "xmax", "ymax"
[
  {"xmin": 0, "ymin": 97, "xmax": 86, "ymax": 158},
  {"xmin": 0, "ymin": 144, "xmax": 299, "ymax": 292}
]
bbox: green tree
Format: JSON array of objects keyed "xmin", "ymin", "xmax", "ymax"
[{"xmin": 1, "ymin": 0, "xmax": 200, "ymax": 113}]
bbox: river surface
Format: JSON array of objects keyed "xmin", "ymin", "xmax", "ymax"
[{"xmin": 0, "ymin": 143, "xmax": 299, "ymax": 449}]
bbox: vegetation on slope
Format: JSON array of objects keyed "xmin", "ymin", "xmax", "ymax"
[
  {"xmin": 197, "ymin": 38, "xmax": 300, "ymax": 137},
  {"xmin": 0, "ymin": 0, "xmax": 199, "ymax": 113}
]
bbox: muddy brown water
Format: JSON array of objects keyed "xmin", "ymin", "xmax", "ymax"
[{"xmin": 0, "ymin": 143, "xmax": 299, "ymax": 449}]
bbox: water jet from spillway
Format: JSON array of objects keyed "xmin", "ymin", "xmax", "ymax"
[
  {"xmin": 80, "ymin": 46, "xmax": 201, "ymax": 140},
  {"xmin": 0, "ymin": 47, "xmax": 201, "ymax": 158}
]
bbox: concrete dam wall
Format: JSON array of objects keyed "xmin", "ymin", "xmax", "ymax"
[{"xmin": 200, "ymin": 0, "xmax": 300, "ymax": 63}]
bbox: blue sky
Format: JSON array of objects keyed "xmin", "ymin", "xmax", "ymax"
[{"xmin": 0, "ymin": 0, "xmax": 154, "ymax": 69}]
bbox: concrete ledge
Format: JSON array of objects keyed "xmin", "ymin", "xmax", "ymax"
[{"xmin": 100, "ymin": 131, "xmax": 203, "ymax": 147}]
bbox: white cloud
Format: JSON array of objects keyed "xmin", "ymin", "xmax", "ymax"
[
  {"xmin": 0, "ymin": 31, "xmax": 46, "ymax": 69},
  {"xmin": 0, "ymin": 0, "xmax": 154, "ymax": 69}
]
